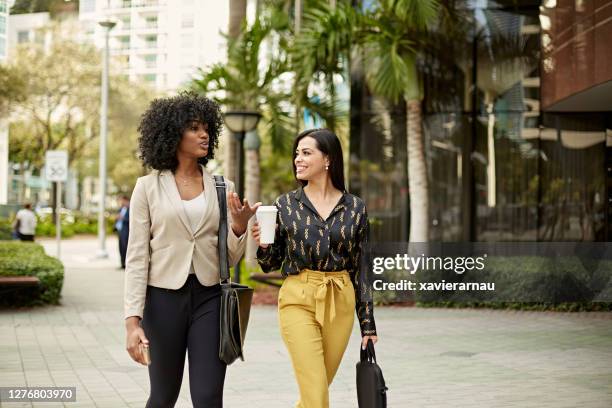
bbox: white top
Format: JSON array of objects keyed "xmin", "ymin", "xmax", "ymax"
[
  {"xmin": 181, "ymin": 191, "xmax": 206, "ymax": 274},
  {"xmin": 16, "ymin": 209, "xmax": 37, "ymax": 235}
]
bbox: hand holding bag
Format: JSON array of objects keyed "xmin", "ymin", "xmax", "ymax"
[
  {"xmin": 214, "ymin": 175, "xmax": 254, "ymax": 365},
  {"xmin": 356, "ymin": 339, "xmax": 388, "ymax": 408}
]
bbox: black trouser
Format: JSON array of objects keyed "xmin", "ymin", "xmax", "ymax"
[
  {"xmin": 118, "ymin": 232, "xmax": 128, "ymax": 268},
  {"xmin": 142, "ymin": 275, "xmax": 226, "ymax": 408},
  {"xmin": 18, "ymin": 233, "xmax": 34, "ymax": 241}
]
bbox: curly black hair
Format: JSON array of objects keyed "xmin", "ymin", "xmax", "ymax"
[{"xmin": 137, "ymin": 91, "xmax": 223, "ymax": 171}]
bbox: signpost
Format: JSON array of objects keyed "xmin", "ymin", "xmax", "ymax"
[{"xmin": 45, "ymin": 150, "xmax": 68, "ymax": 259}]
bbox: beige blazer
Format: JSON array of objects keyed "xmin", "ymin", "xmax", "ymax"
[{"xmin": 124, "ymin": 164, "xmax": 246, "ymax": 319}]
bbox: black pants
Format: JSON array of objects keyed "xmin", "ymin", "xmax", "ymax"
[
  {"xmin": 18, "ymin": 233, "xmax": 34, "ymax": 241},
  {"xmin": 118, "ymin": 232, "xmax": 128, "ymax": 268},
  {"xmin": 142, "ymin": 275, "xmax": 226, "ymax": 408}
]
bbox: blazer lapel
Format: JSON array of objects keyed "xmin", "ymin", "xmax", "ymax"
[
  {"xmin": 159, "ymin": 169, "xmax": 193, "ymax": 236},
  {"xmin": 194, "ymin": 165, "xmax": 216, "ymax": 236}
]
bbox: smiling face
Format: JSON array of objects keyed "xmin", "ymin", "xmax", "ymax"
[
  {"xmin": 177, "ymin": 120, "xmax": 209, "ymax": 159},
  {"xmin": 294, "ymin": 136, "xmax": 329, "ymax": 182}
]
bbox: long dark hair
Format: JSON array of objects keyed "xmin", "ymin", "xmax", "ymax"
[{"xmin": 292, "ymin": 128, "xmax": 346, "ymax": 192}]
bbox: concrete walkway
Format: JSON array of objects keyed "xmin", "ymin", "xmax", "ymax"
[{"xmin": 1, "ymin": 236, "xmax": 611, "ymax": 407}]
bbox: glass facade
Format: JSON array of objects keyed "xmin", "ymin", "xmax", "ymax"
[{"xmin": 350, "ymin": 1, "xmax": 612, "ymax": 242}]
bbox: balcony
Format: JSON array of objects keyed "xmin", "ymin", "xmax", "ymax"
[{"xmin": 106, "ymin": 0, "xmax": 165, "ymax": 10}]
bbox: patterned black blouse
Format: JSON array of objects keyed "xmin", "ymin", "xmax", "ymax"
[{"xmin": 256, "ymin": 187, "xmax": 376, "ymax": 336}]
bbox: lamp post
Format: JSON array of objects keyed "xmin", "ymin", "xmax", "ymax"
[
  {"xmin": 96, "ymin": 18, "xmax": 116, "ymax": 259},
  {"xmin": 223, "ymin": 111, "xmax": 261, "ymax": 283}
]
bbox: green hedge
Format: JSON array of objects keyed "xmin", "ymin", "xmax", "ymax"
[
  {"xmin": 35, "ymin": 213, "xmax": 115, "ymax": 237},
  {"xmin": 0, "ymin": 241, "xmax": 64, "ymax": 306},
  {"xmin": 0, "ymin": 219, "xmax": 13, "ymax": 240}
]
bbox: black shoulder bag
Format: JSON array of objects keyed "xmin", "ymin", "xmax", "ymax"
[
  {"xmin": 214, "ymin": 175, "xmax": 254, "ymax": 365},
  {"xmin": 356, "ymin": 339, "xmax": 388, "ymax": 408}
]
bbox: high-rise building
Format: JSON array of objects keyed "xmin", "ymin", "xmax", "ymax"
[
  {"xmin": 0, "ymin": 0, "xmax": 9, "ymax": 204},
  {"xmin": 79, "ymin": 0, "xmax": 229, "ymax": 91},
  {"xmin": 0, "ymin": 0, "xmax": 8, "ymax": 60},
  {"xmin": 7, "ymin": 12, "xmax": 51, "ymax": 49}
]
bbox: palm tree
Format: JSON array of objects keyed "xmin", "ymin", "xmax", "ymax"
[
  {"xmin": 225, "ymin": 0, "xmax": 248, "ymax": 183},
  {"xmin": 291, "ymin": 0, "xmax": 356, "ymax": 132},
  {"xmin": 191, "ymin": 10, "xmax": 294, "ymax": 265},
  {"xmin": 357, "ymin": 0, "xmax": 440, "ymax": 242}
]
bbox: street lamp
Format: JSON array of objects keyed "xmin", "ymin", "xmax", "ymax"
[
  {"xmin": 223, "ymin": 110, "xmax": 261, "ymax": 283},
  {"xmin": 96, "ymin": 18, "xmax": 116, "ymax": 259}
]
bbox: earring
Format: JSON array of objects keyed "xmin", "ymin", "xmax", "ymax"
[{"xmin": 325, "ymin": 164, "xmax": 329, "ymax": 171}]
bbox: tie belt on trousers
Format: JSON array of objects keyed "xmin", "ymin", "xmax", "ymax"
[{"xmin": 298, "ymin": 268, "xmax": 350, "ymax": 328}]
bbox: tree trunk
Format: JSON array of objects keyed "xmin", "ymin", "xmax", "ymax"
[
  {"xmin": 407, "ymin": 99, "xmax": 429, "ymax": 242},
  {"xmin": 486, "ymin": 101, "xmax": 497, "ymax": 208},
  {"xmin": 245, "ymin": 148, "xmax": 260, "ymax": 267},
  {"xmin": 293, "ymin": 0, "xmax": 303, "ymax": 134},
  {"xmin": 225, "ymin": 0, "xmax": 248, "ymax": 181},
  {"xmin": 229, "ymin": 0, "xmax": 247, "ymax": 38}
]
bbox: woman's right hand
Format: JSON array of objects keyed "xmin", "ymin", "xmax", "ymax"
[
  {"xmin": 251, "ymin": 221, "xmax": 270, "ymax": 249},
  {"xmin": 125, "ymin": 316, "xmax": 149, "ymax": 365}
]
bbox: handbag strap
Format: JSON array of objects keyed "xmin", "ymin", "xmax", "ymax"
[
  {"xmin": 360, "ymin": 339, "xmax": 377, "ymax": 364},
  {"xmin": 214, "ymin": 175, "xmax": 231, "ymax": 284}
]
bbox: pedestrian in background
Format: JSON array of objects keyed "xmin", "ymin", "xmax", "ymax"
[
  {"xmin": 13, "ymin": 203, "xmax": 37, "ymax": 242},
  {"xmin": 115, "ymin": 195, "xmax": 130, "ymax": 269}
]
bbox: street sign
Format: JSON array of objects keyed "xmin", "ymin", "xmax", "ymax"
[{"xmin": 45, "ymin": 150, "xmax": 69, "ymax": 182}]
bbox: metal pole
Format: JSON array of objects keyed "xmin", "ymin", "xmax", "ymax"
[
  {"xmin": 97, "ymin": 24, "xmax": 112, "ymax": 258},
  {"xmin": 234, "ymin": 130, "xmax": 246, "ymax": 284},
  {"xmin": 56, "ymin": 181, "xmax": 61, "ymax": 259}
]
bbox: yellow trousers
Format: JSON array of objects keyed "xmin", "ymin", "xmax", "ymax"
[{"xmin": 278, "ymin": 269, "xmax": 356, "ymax": 408}]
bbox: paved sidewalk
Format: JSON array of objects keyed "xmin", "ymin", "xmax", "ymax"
[{"xmin": 1, "ymin": 237, "xmax": 611, "ymax": 407}]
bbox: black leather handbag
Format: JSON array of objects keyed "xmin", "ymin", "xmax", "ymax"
[
  {"xmin": 356, "ymin": 339, "xmax": 388, "ymax": 408},
  {"xmin": 214, "ymin": 175, "xmax": 254, "ymax": 365}
]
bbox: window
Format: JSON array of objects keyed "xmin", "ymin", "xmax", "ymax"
[
  {"xmin": 17, "ymin": 30, "xmax": 29, "ymax": 43},
  {"xmin": 0, "ymin": 37, "xmax": 5, "ymax": 57},
  {"xmin": 119, "ymin": 36, "xmax": 130, "ymax": 49},
  {"xmin": 122, "ymin": 0, "xmax": 132, "ymax": 7},
  {"xmin": 121, "ymin": 16, "xmax": 130, "ymax": 29},
  {"xmin": 145, "ymin": 15, "xmax": 157, "ymax": 28},
  {"xmin": 0, "ymin": 16, "xmax": 5, "ymax": 34},
  {"xmin": 144, "ymin": 54, "xmax": 156, "ymax": 68},
  {"xmin": 145, "ymin": 35, "xmax": 157, "ymax": 48},
  {"xmin": 80, "ymin": 0, "xmax": 95, "ymax": 13},
  {"xmin": 0, "ymin": 0, "xmax": 7, "ymax": 13},
  {"xmin": 143, "ymin": 74, "xmax": 156, "ymax": 83},
  {"xmin": 181, "ymin": 14, "xmax": 194, "ymax": 28},
  {"xmin": 180, "ymin": 33, "xmax": 193, "ymax": 48}
]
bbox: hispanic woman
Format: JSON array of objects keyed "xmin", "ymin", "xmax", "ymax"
[
  {"xmin": 252, "ymin": 128, "xmax": 378, "ymax": 408},
  {"xmin": 124, "ymin": 92, "xmax": 259, "ymax": 408}
]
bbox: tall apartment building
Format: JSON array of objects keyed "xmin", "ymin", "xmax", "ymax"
[
  {"xmin": 0, "ymin": 0, "xmax": 8, "ymax": 60},
  {"xmin": 0, "ymin": 0, "xmax": 9, "ymax": 204},
  {"xmin": 79, "ymin": 0, "xmax": 229, "ymax": 91}
]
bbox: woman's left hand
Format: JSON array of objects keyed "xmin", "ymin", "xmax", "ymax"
[
  {"xmin": 361, "ymin": 335, "xmax": 378, "ymax": 350},
  {"xmin": 228, "ymin": 192, "xmax": 261, "ymax": 236}
]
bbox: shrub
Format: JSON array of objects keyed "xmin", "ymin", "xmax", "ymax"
[
  {"xmin": 0, "ymin": 219, "xmax": 14, "ymax": 240},
  {"xmin": 0, "ymin": 241, "xmax": 64, "ymax": 306}
]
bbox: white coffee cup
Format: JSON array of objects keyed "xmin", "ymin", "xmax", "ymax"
[{"xmin": 256, "ymin": 206, "xmax": 278, "ymax": 245}]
